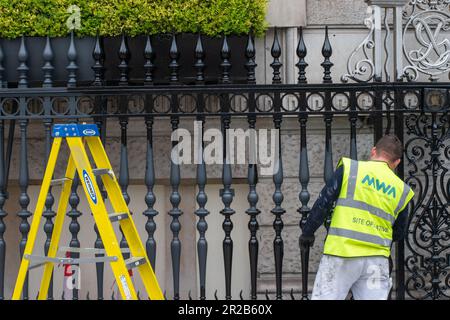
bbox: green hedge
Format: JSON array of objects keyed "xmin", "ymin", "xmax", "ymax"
[{"xmin": 0, "ymin": 0, "xmax": 268, "ymax": 39}]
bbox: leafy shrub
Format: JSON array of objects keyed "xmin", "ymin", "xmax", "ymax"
[{"xmin": 0, "ymin": 0, "xmax": 268, "ymax": 39}]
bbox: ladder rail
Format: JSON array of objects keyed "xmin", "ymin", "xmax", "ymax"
[
  {"xmin": 86, "ymin": 136, "xmax": 164, "ymax": 300},
  {"xmin": 12, "ymin": 137, "xmax": 63, "ymax": 300},
  {"xmin": 37, "ymin": 154, "xmax": 77, "ymax": 300},
  {"xmin": 66, "ymin": 136, "xmax": 140, "ymax": 300}
]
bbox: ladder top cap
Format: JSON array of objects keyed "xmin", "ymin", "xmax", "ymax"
[{"xmin": 52, "ymin": 124, "xmax": 100, "ymax": 138}]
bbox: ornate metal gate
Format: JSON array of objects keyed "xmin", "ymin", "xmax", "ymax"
[
  {"xmin": 344, "ymin": 0, "xmax": 450, "ymax": 299},
  {"xmin": 402, "ymin": 98, "xmax": 450, "ymax": 299}
]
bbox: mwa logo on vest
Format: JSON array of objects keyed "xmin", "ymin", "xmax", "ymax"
[{"xmin": 361, "ymin": 175, "xmax": 396, "ymax": 198}]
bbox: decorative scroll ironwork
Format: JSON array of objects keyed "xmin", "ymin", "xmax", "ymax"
[
  {"xmin": 404, "ymin": 107, "xmax": 450, "ymax": 299},
  {"xmin": 402, "ymin": 4, "xmax": 450, "ymax": 81},
  {"xmin": 342, "ymin": 6, "xmax": 376, "ymax": 83}
]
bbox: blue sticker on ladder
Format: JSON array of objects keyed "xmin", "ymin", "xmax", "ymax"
[
  {"xmin": 82, "ymin": 170, "xmax": 97, "ymax": 204},
  {"xmin": 52, "ymin": 124, "xmax": 100, "ymax": 137}
]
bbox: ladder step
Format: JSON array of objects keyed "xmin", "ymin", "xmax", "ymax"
[
  {"xmin": 25, "ymin": 254, "xmax": 118, "ymax": 267},
  {"xmin": 58, "ymin": 246, "xmax": 131, "ymax": 254},
  {"xmin": 125, "ymin": 257, "xmax": 147, "ymax": 270},
  {"xmin": 92, "ymin": 168, "xmax": 114, "ymax": 177},
  {"xmin": 50, "ymin": 178, "xmax": 71, "ymax": 186},
  {"xmin": 28, "ymin": 262, "xmax": 47, "ymax": 270},
  {"xmin": 109, "ymin": 212, "xmax": 129, "ymax": 222}
]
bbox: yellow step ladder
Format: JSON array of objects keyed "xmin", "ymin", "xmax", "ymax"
[{"xmin": 12, "ymin": 123, "xmax": 163, "ymax": 300}]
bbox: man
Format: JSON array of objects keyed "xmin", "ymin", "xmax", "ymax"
[{"xmin": 300, "ymin": 134, "xmax": 414, "ymax": 300}]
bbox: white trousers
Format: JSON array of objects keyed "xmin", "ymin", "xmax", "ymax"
[{"xmin": 311, "ymin": 255, "xmax": 392, "ymax": 300}]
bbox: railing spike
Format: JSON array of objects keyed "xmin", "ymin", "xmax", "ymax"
[
  {"xmin": 169, "ymin": 33, "xmax": 180, "ymax": 84},
  {"xmin": 270, "ymin": 27, "xmax": 282, "ymax": 84},
  {"xmin": 42, "ymin": 35, "xmax": 54, "ymax": 88},
  {"xmin": 144, "ymin": 35, "xmax": 155, "ymax": 85},
  {"xmin": 220, "ymin": 35, "xmax": 231, "ymax": 84},
  {"xmin": 67, "ymin": 30, "xmax": 78, "ymax": 87},
  {"xmin": 194, "ymin": 33, "xmax": 205, "ymax": 84},
  {"xmin": 296, "ymin": 26, "xmax": 308, "ymax": 84},
  {"xmin": 118, "ymin": 33, "xmax": 130, "ymax": 86},
  {"xmin": 245, "ymin": 32, "xmax": 256, "ymax": 84},
  {"xmin": 92, "ymin": 33, "xmax": 105, "ymax": 86},
  {"xmin": 17, "ymin": 35, "xmax": 28, "ymax": 88},
  {"xmin": 0, "ymin": 42, "xmax": 5, "ymax": 88},
  {"xmin": 321, "ymin": 26, "xmax": 334, "ymax": 83}
]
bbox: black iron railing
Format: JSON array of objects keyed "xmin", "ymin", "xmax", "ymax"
[{"xmin": 0, "ymin": 27, "xmax": 448, "ymax": 300}]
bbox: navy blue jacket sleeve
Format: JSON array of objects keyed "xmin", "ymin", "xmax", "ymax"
[
  {"xmin": 392, "ymin": 207, "xmax": 409, "ymax": 242},
  {"xmin": 301, "ymin": 166, "xmax": 344, "ymax": 236}
]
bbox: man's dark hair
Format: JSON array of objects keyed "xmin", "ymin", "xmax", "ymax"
[{"xmin": 375, "ymin": 134, "xmax": 403, "ymax": 162}]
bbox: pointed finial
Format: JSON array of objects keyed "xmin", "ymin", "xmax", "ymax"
[
  {"xmin": 245, "ymin": 32, "xmax": 257, "ymax": 84},
  {"xmin": 42, "ymin": 36, "xmax": 54, "ymax": 87},
  {"xmin": 296, "ymin": 27, "xmax": 308, "ymax": 84},
  {"xmin": 0, "ymin": 42, "xmax": 5, "ymax": 88},
  {"xmin": 67, "ymin": 30, "xmax": 78, "ymax": 87},
  {"xmin": 118, "ymin": 33, "xmax": 130, "ymax": 86},
  {"xmin": 321, "ymin": 26, "xmax": 333, "ymax": 83},
  {"xmin": 220, "ymin": 35, "xmax": 231, "ymax": 84},
  {"xmin": 92, "ymin": 33, "xmax": 105, "ymax": 86},
  {"xmin": 144, "ymin": 35, "xmax": 155, "ymax": 85},
  {"xmin": 169, "ymin": 33, "xmax": 180, "ymax": 84},
  {"xmin": 270, "ymin": 27, "xmax": 282, "ymax": 84},
  {"xmin": 17, "ymin": 35, "xmax": 29, "ymax": 88},
  {"xmin": 194, "ymin": 33, "xmax": 205, "ymax": 84}
]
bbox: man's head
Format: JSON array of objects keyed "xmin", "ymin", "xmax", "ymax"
[{"xmin": 370, "ymin": 134, "xmax": 403, "ymax": 169}]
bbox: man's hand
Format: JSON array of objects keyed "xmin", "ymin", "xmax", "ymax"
[{"xmin": 300, "ymin": 234, "xmax": 315, "ymax": 248}]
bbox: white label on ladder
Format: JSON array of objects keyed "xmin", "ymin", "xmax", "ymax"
[
  {"xmin": 82, "ymin": 129, "xmax": 96, "ymax": 136},
  {"xmin": 82, "ymin": 170, "xmax": 97, "ymax": 205},
  {"xmin": 119, "ymin": 275, "xmax": 133, "ymax": 300}
]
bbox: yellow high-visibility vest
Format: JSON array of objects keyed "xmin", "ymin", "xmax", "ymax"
[{"xmin": 323, "ymin": 157, "xmax": 415, "ymax": 258}]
